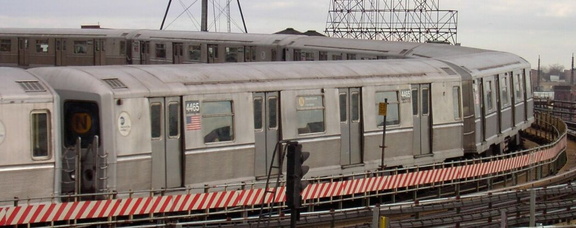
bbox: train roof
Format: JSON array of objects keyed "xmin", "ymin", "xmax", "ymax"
[
  {"xmin": 0, "ymin": 67, "xmax": 56, "ymax": 103},
  {"xmin": 0, "ymin": 28, "xmax": 133, "ymax": 38},
  {"xmin": 30, "ymin": 59, "xmax": 460, "ymax": 98}
]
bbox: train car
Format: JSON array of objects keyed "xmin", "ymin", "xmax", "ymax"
[
  {"xmin": 25, "ymin": 52, "xmax": 530, "ymax": 196},
  {"xmin": 0, "ymin": 28, "xmax": 132, "ymax": 67},
  {"xmin": 0, "ymin": 67, "xmax": 60, "ymax": 205}
]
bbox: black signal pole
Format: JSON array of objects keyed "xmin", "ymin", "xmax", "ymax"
[{"xmin": 160, "ymin": 0, "xmax": 172, "ymax": 30}]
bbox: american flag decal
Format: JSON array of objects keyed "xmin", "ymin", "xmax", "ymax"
[{"xmin": 186, "ymin": 115, "xmax": 201, "ymax": 131}]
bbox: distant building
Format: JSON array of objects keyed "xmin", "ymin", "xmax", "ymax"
[{"xmin": 553, "ymin": 85, "xmax": 576, "ymax": 101}]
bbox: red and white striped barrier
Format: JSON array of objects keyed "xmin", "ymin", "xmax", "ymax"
[{"xmin": 0, "ymin": 136, "xmax": 566, "ymax": 226}]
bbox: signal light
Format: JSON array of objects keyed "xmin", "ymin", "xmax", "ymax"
[{"xmin": 286, "ymin": 142, "xmax": 310, "ymax": 219}]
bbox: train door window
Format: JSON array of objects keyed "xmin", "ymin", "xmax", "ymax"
[
  {"xmin": 501, "ymin": 75, "xmax": 510, "ymax": 106},
  {"xmin": 375, "ymin": 91, "xmax": 399, "ymax": 126},
  {"xmin": 514, "ymin": 73, "xmax": 523, "ymax": 102},
  {"xmin": 524, "ymin": 70, "xmax": 532, "ymax": 98},
  {"xmin": 64, "ymin": 101, "xmax": 100, "ymax": 148},
  {"xmin": 485, "ymin": 80, "xmax": 494, "ymax": 111},
  {"xmin": 31, "ymin": 111, "xmax": 50, "ymax": 159},
  {"xmin": 297, "ymin": 95, "xmax": 325, "ymax": 134},
  {"xmin": 168, "ymin": 102, "xmax": 180, "ymax": 138},
  {"xmin": 188, "ymin": 45, "xmax": 201, "ymax": 62},
  {"xmin": 208, "ymin": 45, "xmax": 218, "ymax": 59},
  {"xmin": 422, "ymin": 88, "xmax": 430, "ymax": 115},
  {"xmin": 19, "ymin": 38, "xmax": 29, "ymax": 49},
  {"xmin": 339, "ymin": 93, "xmax": 347, "ymax": 122},
  {"xmin": 1, "ymin": 39, "xmax": 12, "ymax": 52},
  {"xmin": 319, "ymin": 51, "xmax": 328, "ymax": 61},
  {"xmin": 150, "ymin": 103, "xmax": 162, "ymax": 139},
  {"xmin": 254, "ymin": 97, "xmax": 263, "ymax": 130},
  {"xmin": 351, "ymin": 92, "xmax": 360, "ymax": 122},
  {"xmin": 202, "ymin": 101, "xmax": 234, "ymax": 143},
  {"xmin": 35, "ymin": 39, "xmax": 49, "ymax": 53},
  {"xmin": 268, "ymin": 97, "xmax": 278, "ymax": 128},
  {"xmin": 293, "ymin": 49, "xmax": 302, "ymax": 61},
  {"xmin": 155, "ymin": 43, "xmax": 166, "ymax": 58},
  {"xmin": 412, "ymin": 89, "xmax": 419, "ymax": 115},
  {"xmin": 453, "ymin": 86, "xmax": 462, "ymax": 120},
  {"xmin": 73, "ymin": 41, "xmax": 87, "ymax": 54},
  {"xmin": 120, "ymin": 41, "xmax": 126, "ymax": 55}
]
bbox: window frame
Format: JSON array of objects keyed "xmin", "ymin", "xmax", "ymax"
[{"xmin": 30, "ymin": 110, "xmax": 51, "ymax": 160}]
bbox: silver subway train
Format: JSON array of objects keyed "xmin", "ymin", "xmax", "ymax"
[{"xmin": 0, "ymin": 35, "xmax": 533, "ymax": 205}]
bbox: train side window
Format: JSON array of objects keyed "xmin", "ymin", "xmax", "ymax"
[
  {"xmin": 254, "ymin": 97, "xmax": 263, "ymax": 130},
  {"xmin": 501, "ymin": 75, "xmax": 510, "ymax": 106},
  {"xmin": 1, "ymin": 39, "xmax": 12, "ymax": 52},
  {"xmin": 339, "ymin": 93, "xmax": 347, "ymax": 122},
  {"xmin": 346, "ymin": 53, "xmax": 356, "ymax": 60},
  {"xmin": 168, "ymin": 102, "xmax": 180, "ymax": 138},
  {"xmin": 73, "ymin": 41, "xmax": 87, "ymax": 54},
  {"xmin": 225, "ymin": 47, "xmax": 240, "ymax": 62},
  {"xmin": 155, "ymin": 43, "xmax": 166, "ymax": 58},
  {"xmin": 485, "ymin": 80, "xmax": 494, "ymax": 111},
  {"xmin": 297, "ymin": 95, "xmax": 325, "ymax": 134},
  {"xmin": 376, "ymin": 91, "xmax": 400, "ymax": 126},
  {"xmin": 35, "ymin": 39, "xmax": 49, "ymax": 53},
  {"xmin": 319, "ymin": 51, "xmax": 328, "ymax": 61},
  {"xmin": 119, "ymin": 41, "xmax": 126, "ymax": 55},
  {"xmin": 453, "ymin": 86, "xmax": 462, "ymax": 120},
  {"xmin": 202, "ymin": 101, "xmax": 234, "ymax": 143},
  {"xmin": 31, "ymin": 111, "xmax": 50, "ymax": 160},
  {"xmin": 188, "ymin": 45, "xmax": 201, "ymax": 61},
  {"xmin": 150, "ymin": 103, "xmax": 162, "ymax": 139}
]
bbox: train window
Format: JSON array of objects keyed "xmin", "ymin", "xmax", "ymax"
[
  {"xmin": 304, "ymin": 51, "xmax": 315, "ymax": 61},
  {"xmin": 319, "ymin": 51, "xmax": 328, "ymax": 61},
  {"xmin": 332, "ymin": 54, "xmax": 343, "ymax": 60},
  {"xmin": 35, "ymin": 39, "xmax": 49, "ymax": 53},
  {"xmin": 375, "ymin": 91, "xmax": 399, "ymax": 126},
  {"xmin": 168, "ymin": 103, "xmax": 180, "ymax": 138},
  {"xmin": 297, "ymin": 95, "xmax": 325, "ymax": 134},
  {"xmin": 202, "ymin": 101, "xmax": 234, "ymax": 143},
  {"xmin": 73, "ymin": 41, "xmax": 87, "ymax": 54},
  {"xmin": 351, "ymin": 92, "xmax": 360, "ymax": 122},
  {"xmin": 524, "ymin": 70, "xmax": 532, "ymax": 98},
  {"xmin": 453, "ymin": 86, "xmax": 462, "ymax": 120},
  {"xmin": 188, "ymin": 45, "xmax": 201, "ymax": 61},
  {"xmin": 514, "ymin": 73, "xmax": 523, "ymax": 101},
  {"xmin": 339, "ymin": 93, "xmax": 347, "ymax": 122},
  {"xmin": 268, "ymin": 97, "xmax": 278, "ymax": 129},
  {"xmin": 254, "ymin": 97, "xmax": 263, "ymax": 130},
  {"xmin": 0, "ymin": 39, "xmax": 11, "ymax": 52},
  {"xmin": 150, "ymin": 103, "xmax": 162, "ymax": 139},
  {"xmin": 120, "ymin": 41, "xmax": 126, "ymax": 55},
  {"xmin": 208, "ymin": 45, "xmax": 219, "ymax": 59},
  {"xmin": 422, "ymin": 88, "xmax": 430, "ymax": 115},
  {"xmin": 346, "ymin": 54, "xmax": 356, "ymax": 60},
  {"xmin": 225, "ymin": 47, "xmax": 241, "ymax": 62},
  {"xmin": 501, "ymin": 76, "xmax": 510, "ymax": 106},
  {"xmin": 486, "ymin": 80, "xmax": 494, "ymax": 111},
  {"xmin": 412, "ymin": 89, "xmax": 419, "ymax": 115},
  {"xmin": 155, "ymin": 44, "xmax": 166, "ymax": 58},
  {"xmin": 31, "ymin": 111, "xmax": 50, "ymax": 159}
]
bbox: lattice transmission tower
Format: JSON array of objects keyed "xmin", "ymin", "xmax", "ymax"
[{"xmin": 325, "ymin": 0, "xmax": 458, "ymax": 44}]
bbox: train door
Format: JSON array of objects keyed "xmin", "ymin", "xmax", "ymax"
[
  {"xmin": 495, "ymin": 75, "xmax": 502, "ymax": 133},
  {"xmin": 412, "ymin": 84, "xmax": 432, "ymax": 156},
  {"xmin": 55, "ymin": 38, "xmax": 65, "ymax": 66},
  {"xmin": 18, "ymin": 37, "xmax": 29, "ymax": 66},
  {"xmin": 150, "ymin": 97, "xmax": 183, "ymax": 189},
  {"xmin": 339, "ymin": 88, "xmax": 363, "ymax": 165},
  {"xmin": 62, "ymin": 101, "xmax": 101, "ymax": 196},
  {"xmin": 173, "ymin": 42, "xmax": 184, "ymax": 64},
  {"xmin": 140, "ymin": 41, "xmax": 150, "ymax": 64},
  {"xmin": 94, "ymin": 39, "xmax": 106, "ymax": 65},
  {"xmin": 207, "ymin": 44, "xmax": 218, "ymax": 63},
  {"xmin": 253, "ymin": 92, "xmax": 280, "ymax": 177}
]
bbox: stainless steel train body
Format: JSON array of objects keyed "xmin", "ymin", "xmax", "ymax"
[
  {"xmin": 0, "ymin": 67, "xmax": 60, "ymax": 201},
  {"xmin": 21, "ymin": 53, "xmax": 531, "ymax": 198}
]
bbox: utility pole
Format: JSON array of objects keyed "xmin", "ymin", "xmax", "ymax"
[{"xmin": 201, "ymin": 0, "xmax": 208, "ymax": 32}]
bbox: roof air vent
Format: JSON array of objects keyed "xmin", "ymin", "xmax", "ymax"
[
  {"xmin": 16, "ymin": 81, "xmax": 46, "ymax": 92},
  {"xmin": 103, "ymin": 78, "xmax": 128, "ymax": 89}
]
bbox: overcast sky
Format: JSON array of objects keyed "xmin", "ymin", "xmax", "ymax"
[{"xmin": 1, "ymin": 0, "xmax": 575, "ymax": 70}]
